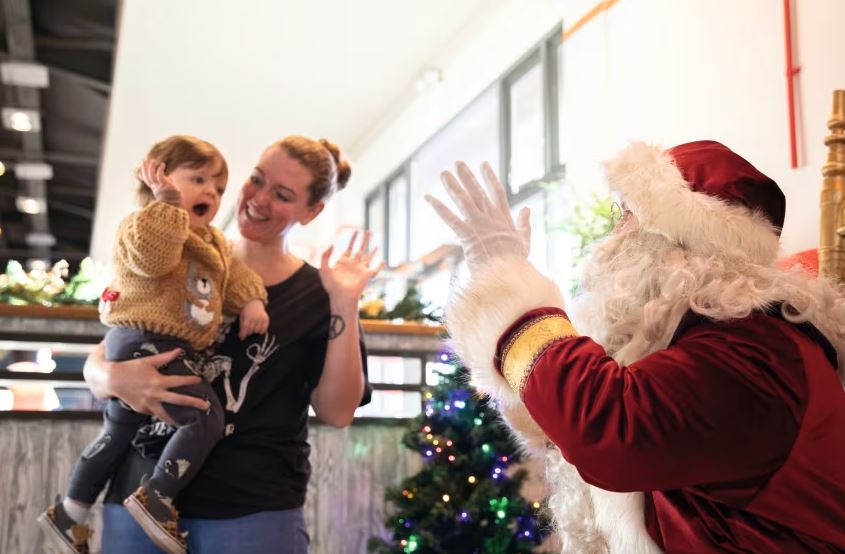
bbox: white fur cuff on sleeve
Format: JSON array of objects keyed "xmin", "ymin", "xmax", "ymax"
[{"xmin": 445, "ymin": 255, "xmax": 565, "ymax": 406}]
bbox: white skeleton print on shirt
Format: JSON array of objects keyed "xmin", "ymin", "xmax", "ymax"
[{"xmin": 199, "ymin": 316, "xmax": 280, "ymax": 414}]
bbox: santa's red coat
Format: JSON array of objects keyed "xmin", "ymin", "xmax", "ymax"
[{"xmin": 498, "ymin": 307, "xmax": 845, "ymax": 552}]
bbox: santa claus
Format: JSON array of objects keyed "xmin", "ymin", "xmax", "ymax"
[{"xmin": 426, "ymin": 141, "xmax": 845, "ymax": 552}]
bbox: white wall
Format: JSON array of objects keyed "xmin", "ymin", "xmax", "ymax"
[
  {"xmin": 351, "ymin": 0, "xmax": 845, "ymax": 258},
  {"xmin": 561, "ymin": 0, "xmax": 844, "ymax": 256}
]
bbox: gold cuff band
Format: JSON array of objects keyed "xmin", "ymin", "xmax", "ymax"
[{"xmin": 501, "ymin": 314, "xmax": 578, "ymax": 396}]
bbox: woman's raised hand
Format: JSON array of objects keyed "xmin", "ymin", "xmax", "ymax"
[{"xmin": 319, "ymin": 230, "xmax": 384, "ymax": 311}]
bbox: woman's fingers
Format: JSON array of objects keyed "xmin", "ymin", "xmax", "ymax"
[
  {"xmin": 159, "ymin": 390, "xmax": 210, "ymax": 412},
  {"xmin": 356, "ymin": 230, "xmax": 371, "ymax": 260},
  {"xmin": 320, "ymin": 245, "xmax": 334, "ymax": 271},
  {"xmin": 343, "ymin": 230, "xmax": 358, "ymax": 258},
  {"xmin": 364, "ymin": 247, "xmax": 378, "ymax": 266},
  {"xmin": 158, "ymin": 374, "xmax": 202, "ymax": 390},
  {"xmin": 146, "ymin": 348, "xmax": 183, "ymax": 369},
  {"xmin": 370, "ymin": 260, "xmax": 386, "ymax": 278}
]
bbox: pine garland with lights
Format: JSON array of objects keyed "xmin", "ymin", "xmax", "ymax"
[
  {"xmin": 0, "ymin": 258, "xmax": 106, "ymax": 307},
  {"xmin": 368, "ymin": 356, "xmax": 551, "ymax": 554}
]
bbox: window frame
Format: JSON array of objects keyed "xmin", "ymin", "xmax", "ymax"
[{"xmin": 363, "ymin": 23, "xmax": 564, "ymax": 267}]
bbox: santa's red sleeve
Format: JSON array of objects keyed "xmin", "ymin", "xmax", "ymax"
[{"xmin": 495, "ymin": 306, "xmax": 802, "ymax": 492}]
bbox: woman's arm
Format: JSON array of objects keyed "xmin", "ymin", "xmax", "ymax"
[
  {"xmin": 309, "ymin": 302, "xmax": 365, "ymax": 427},
  {"xmin": 310, "ymin": 231, "xmax": 382, "ymax": 427},
  {"xmin": 83, "ymin": 342, "xmax": 210, "ymax": 425}
]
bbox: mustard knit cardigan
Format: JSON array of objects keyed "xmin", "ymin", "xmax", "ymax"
[{"xmin": 101, "ymin": 201, "xmax": 267, "ymax": 350}]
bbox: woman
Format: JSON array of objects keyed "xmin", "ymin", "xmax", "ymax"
[{"xmin": 83, "ymin": 136, "xmax": 381, "ymax": 553}]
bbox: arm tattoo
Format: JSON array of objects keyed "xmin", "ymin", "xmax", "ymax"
[{"xmin": 328, "ymin": 314, "xmax": 346, "ymax": 340}]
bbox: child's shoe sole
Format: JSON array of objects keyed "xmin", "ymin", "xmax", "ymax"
[
  {"xmin": 36, "ymin": 511, "xmax": 84, "ymax": 554},
  {"xmin": 124, "ymin": 494, "xmax": 186, "ymax": 554}
]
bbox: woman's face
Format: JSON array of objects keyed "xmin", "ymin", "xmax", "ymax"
[{"xmin": 236, "ymin": 146, "xmax": 325, "ymax": 243}]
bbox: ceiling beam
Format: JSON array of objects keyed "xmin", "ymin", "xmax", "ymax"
[
  {"xmin": 0, "ymin": 247, "xmax": 88, "ymax": 260},
  {"xmin": 48, "ymin": 201, "xmax": 93, "ymax": 220},
  {"xmin": 48, "ymin": 65, "xmax": 111, "ymax": 94},
  {"xmin": 3, "ymin": 0, "xmax": 50, "ymax": 263},
  {"xmin": 0, "ymin": 148, "xmax": 99, "ymax": 167},
  {"xmin": 35, "ymin": 35, "xmax": 113, "ymax": 52},
  {"xmin": 47, "ymin": 184, "xmax": 96, "ymax": 198}
]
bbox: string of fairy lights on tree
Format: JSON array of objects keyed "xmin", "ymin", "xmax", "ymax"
[{"xmin": 369, "ymin": 352, "xmax": 551, "ymax": 554}]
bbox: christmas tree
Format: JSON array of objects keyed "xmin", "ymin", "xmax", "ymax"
[{"xmin": 369, "ymin": 354, "xmax": 551, "ymax": 554}]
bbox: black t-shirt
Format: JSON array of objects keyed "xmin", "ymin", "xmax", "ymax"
[{"xmin": 104, "ymin": 263, "xmax": 371, "ymax": 518}]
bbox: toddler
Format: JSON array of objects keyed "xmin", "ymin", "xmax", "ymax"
[{"xmin": 38, "ymin": 135, "xmax": 269, "ymax": 554}]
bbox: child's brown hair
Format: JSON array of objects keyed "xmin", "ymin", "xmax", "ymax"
[{"xmin": 135, "ymin": 135, "xmax": 228, "ymax": 206}]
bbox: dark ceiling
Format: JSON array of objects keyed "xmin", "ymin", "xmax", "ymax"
[{"xmin": 0, "ymin": 0, "xmax": 116, "ymax": 273}]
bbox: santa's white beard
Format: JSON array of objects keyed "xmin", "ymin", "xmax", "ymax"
[{"xmin": 567, "ymin": 229, "xmax": 688, "ymax": 363}]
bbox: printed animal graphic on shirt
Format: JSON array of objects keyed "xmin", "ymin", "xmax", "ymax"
[{"xmin": 184, "ymin": 263, "xmax": 215, "ymax": 327}]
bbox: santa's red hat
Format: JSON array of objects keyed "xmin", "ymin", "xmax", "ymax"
[{"xmin": 603, "ymin": 140, "xmax": 786, "ymax": 265}]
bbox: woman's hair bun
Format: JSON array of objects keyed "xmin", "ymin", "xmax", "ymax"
[{"xmin": 319, "ymin": 138, "xmax": 351, "ymax": 191}]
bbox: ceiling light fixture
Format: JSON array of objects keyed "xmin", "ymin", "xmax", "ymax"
[
  {"xmin": 15, "ymin": 162, "xmax": 52, "ymax": 180},
  {"xmin": 2, "ymin": 108, "xmax": 41, "ymax": 132},
  {"xmin": 25, "ymin": 232, "xmax": 56, "ymax": 247},
  {"xmin": 415, "ymin": 66, "xmax": 443, "ymax": 94},
  {"xmin": 15, "ymin": 196, "xmax": 46, "ymax": 214},
  {"xmin": 0, "ymin": 61, "xmax": 49, "ymax": 88}
]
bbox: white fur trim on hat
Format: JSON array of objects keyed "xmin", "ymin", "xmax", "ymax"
[
  {"xmin": 603, "ymin": 142, "xmax": 781, "ymax": 265},
  {"xmin": 445, "ymin": 255, "xmax": 564, "ymax": 454}
]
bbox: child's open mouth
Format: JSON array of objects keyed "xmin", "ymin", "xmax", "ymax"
[{"xmin": 192, "ymin": 203, "xmax": 210, "ymax": 216}]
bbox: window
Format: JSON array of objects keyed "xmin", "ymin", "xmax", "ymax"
[
  {"xmin": 354, "ymin": 353, "xmax": 431, "ymax": 419},
  {"xmin": 364, "ymin": 24, "xmax": 564, "ymax": 278},
  {"xmin": 387, "ymin": 173, "xmax": 409, "ymax": 267},
  {"xmin": 409, "ymin": 85, "xmax": 500, "ymax": 261},
  {"xmin": 511, "ymin": 189, "xmax": 548, "ymax": 271},
  {"xmin": 507, "ymin": 60, "xmax": 545, "ymax": 191},
  {"xmin": 365, "ymin": 189, "xmax": 385, "ymax": 258},
  {"xmin": 557, "ymin": 39, "xmax": 566, "ymax": 166}
]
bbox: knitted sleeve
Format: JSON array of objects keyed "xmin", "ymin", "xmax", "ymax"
[
  {"xmin": 222, "ymin": 251, "xmax": 267, "ymax": 315},
  {"xmin": 115, "ymin": 201, "xmax": 190, "ymax": 278}
]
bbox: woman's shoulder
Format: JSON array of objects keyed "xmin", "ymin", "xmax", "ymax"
[{"xmin": 266, "ymin": 262, "xmax": 327, "ymax": 304}]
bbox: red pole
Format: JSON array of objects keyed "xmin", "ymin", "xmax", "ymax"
[{"xmin": 783, "ymin": 0, "xmax": 801, "ymax": 168}]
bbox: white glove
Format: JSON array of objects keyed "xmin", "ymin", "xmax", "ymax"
[{"xmin": 425, "ymin": 161, "xmax": 531, "ymax": 272}]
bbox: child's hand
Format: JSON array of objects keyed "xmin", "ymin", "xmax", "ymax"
[
  {"xmin": 239, "ymin": 299, "xmax": 269, "ymax": 340},
  {"xmin": 140, "ymin": 159, "xmax": 182, "ymax": 206}
]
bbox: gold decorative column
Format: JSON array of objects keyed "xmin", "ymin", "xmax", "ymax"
[{"xmin": 819, "ymin": 90, "xmax": 845, "ymax": 281}]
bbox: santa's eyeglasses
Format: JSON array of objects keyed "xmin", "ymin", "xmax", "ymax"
[{"xmin": 609, "ymin": 201, "xmax": 631, "ymax": 227}]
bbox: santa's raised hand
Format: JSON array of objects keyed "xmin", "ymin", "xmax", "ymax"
[{"xmin": 425, "ymin": 161, "xmax": 531, "ymax": 273}]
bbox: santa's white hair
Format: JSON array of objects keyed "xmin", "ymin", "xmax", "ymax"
[{"xmin": 569, "ymin": 228, "xmax": 845, "ymax": 376}]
